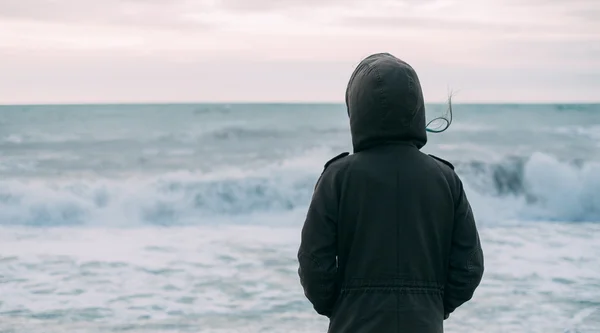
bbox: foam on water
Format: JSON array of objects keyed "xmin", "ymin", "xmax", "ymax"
[
  {"xmin": 459, "ymin": 152, "xmax": 600, "ymax": 223},
  {"xmin": 1, "ymin": 150, "xmax": 599, "ymax": 227},
  {"xmin": 1, "ymin": 222, "xmax": 599, "ymax": 333},
  {"xmin": 0, "ymin": 147, "xmax": 329, "ymax": 226}
]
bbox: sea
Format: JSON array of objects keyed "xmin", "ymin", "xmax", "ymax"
[{"xmin": 0, "ymin": 103, "xmax": 599, "ymax": 333}]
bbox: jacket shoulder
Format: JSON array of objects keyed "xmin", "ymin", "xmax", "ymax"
[
  {"xmin": 313, "ymin": 152, "xmax": 350, "ymax": 190},
  {"xmin": 428, "ymin": 154, "xmax": 454, "ymax": 170},
  {"xmin": 323, "ymin": 152, "xmax": 350, "ymax": 173}
]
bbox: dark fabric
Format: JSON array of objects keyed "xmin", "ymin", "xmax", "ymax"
[
  {"xmin": 345, "ymin": 53, "xmax": 427, "ymax": 152},
  {"xmin": 298, "ymin": 53, "xmax": 484, "ymax": 333}
]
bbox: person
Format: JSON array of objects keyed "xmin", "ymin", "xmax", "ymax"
[{"xmin": 297, "ymin": 53, "xmax": 484, "ymax": 333}]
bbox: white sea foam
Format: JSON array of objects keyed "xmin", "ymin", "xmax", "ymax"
[
  {"xmin": 0, "ymin": 151, "xmax": 599, "ymax": 227},
  {"xmin": 1, "ymin": 222, "xmax": 598, "ymax": 333}
]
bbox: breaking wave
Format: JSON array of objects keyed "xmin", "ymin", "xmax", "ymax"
[
  {"xmin": 0, "ymin": 152, "xmax": 598, "ymax": 226},
  {"xmin": 458, "ymin": 152, "xmax": 600, "ymax": 223}
]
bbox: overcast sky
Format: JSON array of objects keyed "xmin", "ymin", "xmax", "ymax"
[{"xmin": 1, "ymin": 0, "xmax": 599, "ymax": 104}]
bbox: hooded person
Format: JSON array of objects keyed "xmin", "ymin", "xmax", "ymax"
[{"xmin": 297, "ymin": 53, "xmax": 484, "ymax": 333}]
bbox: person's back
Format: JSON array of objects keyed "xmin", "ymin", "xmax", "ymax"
[{"xmin": 297, "ymin": 53, "xmax": 484, "ymax": 333}]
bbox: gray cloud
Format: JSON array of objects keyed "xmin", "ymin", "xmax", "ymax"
[
  {"xmin": 2, "ymin": 0, "xmax": 599, "ymax": 27},
  {"xmin": 339, "ymin": 3, "xmax": 600, "ymax": 35},
  {"xmin": 339, "ymin": 16, "xmax": 528, "ymax": 33},
  {"xmin": 5, "ymin": 0, "xmax": 596, "ymax": 32},
  {"xmin": 569, "ymin": 8, "xmax": 600, "ymax": 22},
  {"xmin": 504, "ymin": 0, "xmax": 600, "ymax": 22},
  {"xmin": 522, "ymin": 0, "xmax": 599, "ymax": 5},
  {"xmin": 216, "ymin": 0, "xmax": 359, "ymax": 11},
  {"xmin": 0, "ymin": 0, "xmax": 212, "ymax": 30},
  {"xmin": 215, "ymin": 0, "xmax": 442, "ymax": 12}
]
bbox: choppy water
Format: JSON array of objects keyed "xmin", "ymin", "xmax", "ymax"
[{"xmin": 1, "ymin": 103, "xmax": 599, "ymax": 332}]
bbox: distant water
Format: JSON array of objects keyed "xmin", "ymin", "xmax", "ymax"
[{"xmin": 1, "ymin": 103, "xmax": 599, "ymax": 332}]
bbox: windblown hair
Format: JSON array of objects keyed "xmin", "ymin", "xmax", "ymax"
[{"xmin": 426, "ymin": 93, "xmax": 454, "ymax": 133}]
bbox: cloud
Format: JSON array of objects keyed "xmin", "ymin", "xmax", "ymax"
[
  {"xmin": 342, "ymin": 16, "xmax": 522, "ymax": 33},
  {"xmin": 340, "ymin": 15, "xmax": 598, "ymax": 42},
  {"xmin": 2, "ymin": 51, "xmax": 598, "ymax": 104},
  {"xmin": 0, "ymin": 0, "xmax": 598, "ymax": 102},
  {"xmin": 216, "ymin": 0, "xmax": 444, "ymax": 12},
  {"xmin": 2, "ymin": 0, "xmax": 597, "ymax": 36},
  {"xmin": 502, "ymin": 0, "xmax": 600, "ymax": 24},
  {"xmin": 216, "ymin": 0, "xmax": 350, "ymax": 11},
  {"xmin": 0, "ymin": 0, "xmax": 214, "ymax": 30},
  {"xmin": 567, "ymin": 7, "xmax": 600, "ymax": 22}
]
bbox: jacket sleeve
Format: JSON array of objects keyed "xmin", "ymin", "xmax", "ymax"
[
  {"xmin": 444, "ymin": 176, "xmax": 484, "ymax": 317},
  {"xmin": 297, "ymin": 169, "xmax": 340, "ymax": 318}
]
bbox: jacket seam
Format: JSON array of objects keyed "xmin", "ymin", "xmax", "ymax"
[
  {"xmin": 341, "ymin": 279, "xmax": 444, "ymax": 288},
  {"xmin": 465, "ymin": 244, "xmax": 482, "ymax": 286},
  {"xmin": 372, "ymin": 65, "xmax": 390, "ymax": 132},
  {"xmin": 430, "ymin": 158, "xmax": 451, "ymax": 192},
  {"xmin": 341, "ymin": 286, "xmax": 444, "ymax": 294}
]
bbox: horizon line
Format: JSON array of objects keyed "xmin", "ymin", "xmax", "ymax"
[{"xmin": 2, "ymin": 100, "xmax": 600, "ymax": 107}]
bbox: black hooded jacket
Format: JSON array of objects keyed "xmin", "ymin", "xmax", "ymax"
[{"xmin": 297, "ymin": 53, "xmax": 484, "ymax": 333}]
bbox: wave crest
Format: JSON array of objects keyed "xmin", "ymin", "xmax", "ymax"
[
  {"xmin": 460, "ymin": 152, "xmax": 600, "ymax": 222},
  {"xmin": 0, "ymin": 152, "xmax": 598, "ymax": 226}
]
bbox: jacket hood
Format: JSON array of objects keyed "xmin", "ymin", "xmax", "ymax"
[{"xmin": 345, "ymin": 53, "xmax": 427, "ymax": 152}]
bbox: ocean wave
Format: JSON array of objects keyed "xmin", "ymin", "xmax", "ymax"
[
  {"xmin": 0, "ymin": 148, "xmax": 331, "ymax": 227},
  {"xmin": 0, "ymin": 174, "xmax": 315, "ymax": 227},
  {"xmin": 551, "ymin": 125, "xmax": 600, "ymax": 140},
  {"xmin": 445, "ymin": 123, "xmax": 496, "ymax": 133},
  {"xmin": 0, "ymin": 152, "xmax": 598, "ymax": 226},
  {"xmin": 207, "ymin": 127, "xmax": 286, "ymax": 141},
  {"xmin": 458, "ymin": 152, "xmax": 600, "ymax": 223}
]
